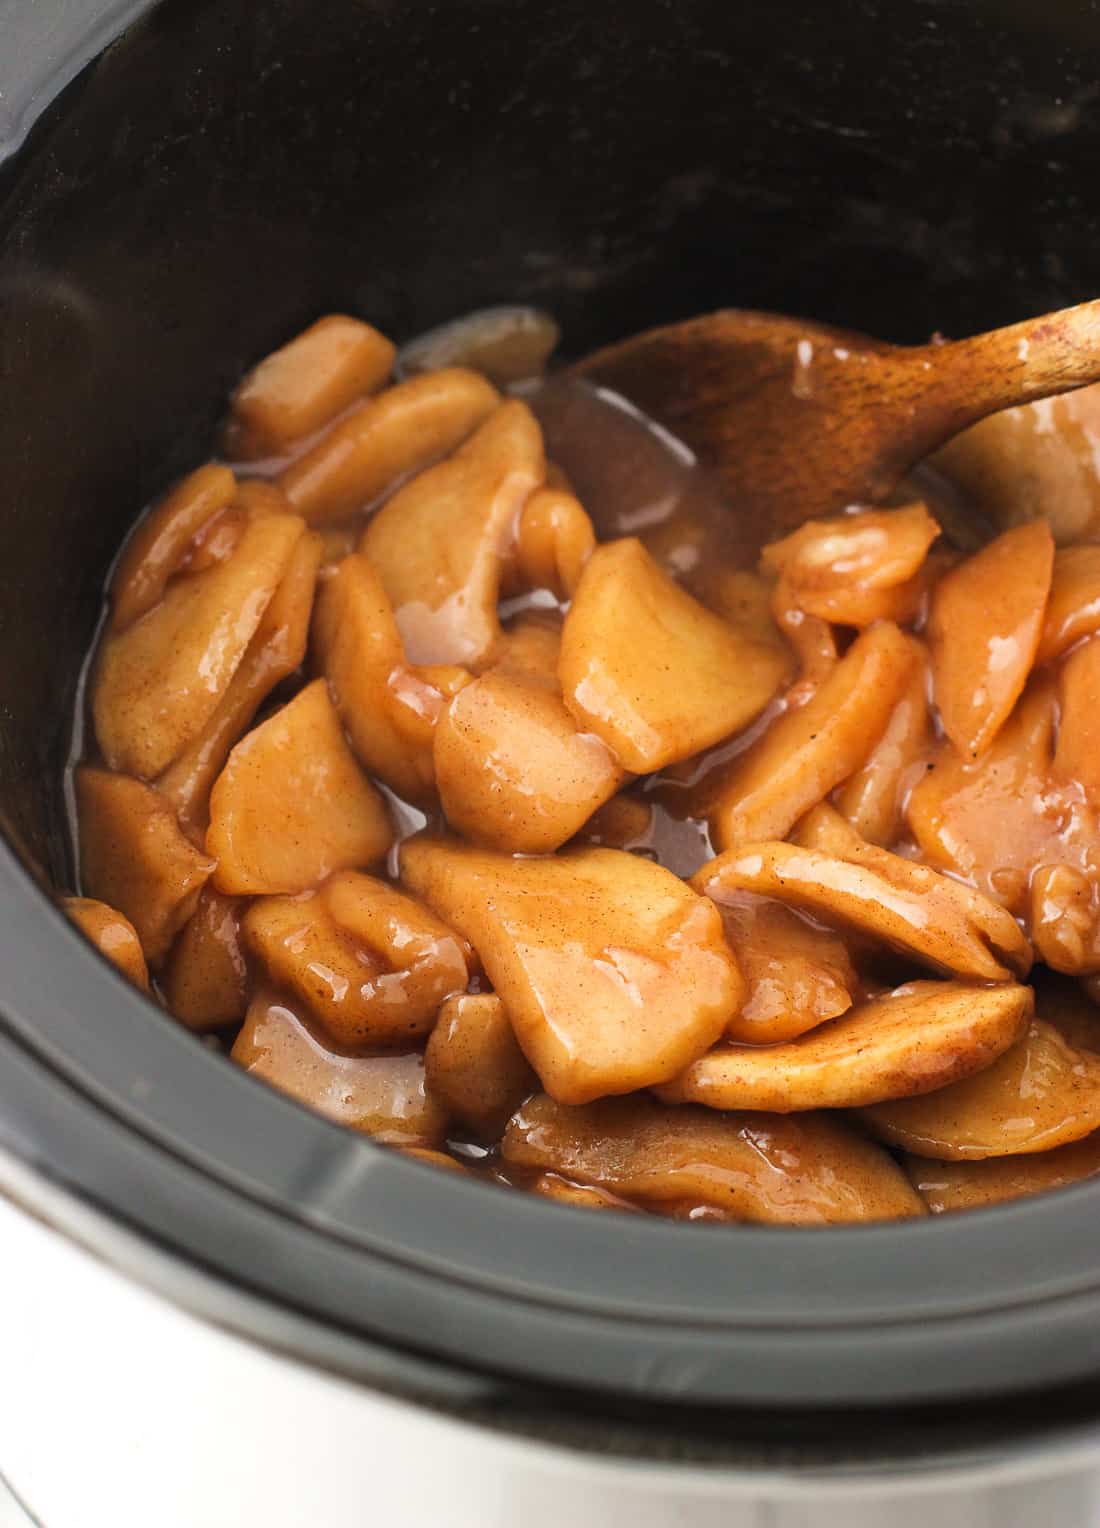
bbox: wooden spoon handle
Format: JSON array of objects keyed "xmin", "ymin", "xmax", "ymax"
[{"xmin": 917, "ymin": 298, "xmax": 1100, "ymax": 427}]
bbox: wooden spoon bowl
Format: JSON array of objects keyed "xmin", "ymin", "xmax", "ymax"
[{"xmin": 573, "ymin": 301, "xmax": 1100, "ymax": 534}]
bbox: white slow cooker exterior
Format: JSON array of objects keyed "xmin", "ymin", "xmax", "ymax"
[{"xmin": 4, "ymin": 1152, "xmax": 1100, "ymax": 1527}]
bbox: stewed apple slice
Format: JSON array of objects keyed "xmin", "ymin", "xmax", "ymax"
[
  {"xmin": 863, "ymin": 1018, "xmax": 1100, "ymax": 1159},
  {"xmin": 109, "ymin": 463, "xmax": 238, "ymax": 632},
  {"xmin": 905, "ymin": 1133, "xmax": 1100, "ymax": 1214},
  {"xmin": 400, "ymin": 838, "xmax": 742, "ymax": 1104},
  {"xmin": 361, "ymin": 398, "xmax": 545, "ymax": 666},
  {"xmin": 156, "ymin": 527, "xmax": 324, "ymax": 835},
  {"xmin": 927, "ymin": 520, "xmax": 1054, "ymax": 759},
  {"xmin": 697, "ymin": 804, "xmax": 1031, "ymax": 982},
  {"xmin": 280, "ymin": 367, "xmax": 500, "ymax": 523},
  {"xmin": 162, "ymin": 887, "xmax": 247, "ymax": 1031},
  {"xmin": 223, "ymin": 314, "xmax": 396, "ymax": 460},
  {"xmin": 76, "ymin": 768, "xmax": 214, "ymax": 964},
  {"xmin": 232, "ymin": 991, "xmax": 449, "ymax": 1144},
  {"xmin": 504, "ymin": 485, "xmax": 595, "ymax": 599},
  {"xmin": 61, "ymin": 896, "xmax": 150, "ymax": 992},
  {"xmin": 243, "ymin": 872, "xmax": 469, "ymax": 1050},
  {"xmin": 207, "ymin": 678, "xmax": 392, "ymax": 895},
  {"xmin": 706, "ymin": 621, "xmax": 922, "ymax": 851},
  {"xmin": 433, "ymin": 668, "xmax": 625, "ymax": 853},
  {"xmin": 657, "ymin": 980, "xmax": 1032, "ymax": 1112},
  {"xmin": 94, "ymin": 512, "xmax": 305, "ymax": 780},
  {"xmin": 502, "ymin": 1094, "xmax": 925, "ymax": 1224},
  {"xmin": 559, "ymin": 537, "xmax": 790, "ymax": 773},
  {"xmin": 833, "ymin": 660, "xmax": 931, "ymax": 846},
  {"xmin": 762, "ymin": 502, "xmax": 939, "ymax": 588},
  {"xmin": 1038, "ymin": 544, "xmax": 1100, "ymax": 661},
  {"xmin": 424, "ymin": 993, "xmax": 536, "ymax": 1137},
  {"xmin": 314, "ymin": 552, "xmax": 470, "ymax": 801},
  {"xmin": 714, "ymin": 893, "xmax": 858, "ymax": 1044}
]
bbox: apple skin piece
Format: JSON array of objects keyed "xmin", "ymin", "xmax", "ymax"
[
  {"xmin": 559, "ymin": 537, "xmax": 791, "ymax": 773},
  {"xmin": 400, "ymin": 837, "xmax": 743, "ymax": 1106}
]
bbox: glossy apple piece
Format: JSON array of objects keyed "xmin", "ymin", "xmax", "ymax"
[
  {"xmin": 401, "ymin": 838, "xmax": 742, "ymax": 1105},
  {"xmin": 863, "ymin": 1019, "xmax": 1100, "ymax": 1159},
  {"xmin": 906, "ymin": 677, "xmax": 1100, "ymax": 917},
  {"xmin": 61, "ymin": 896, "xmax": 150, "ymax": 993},
  {"xmin": 659, "ymin": 980, "xmax": 1031, "ymax": 1112},
  {"xmin": 696, "ymin": 816, "xmax": 1031, "ymax": 983},
  {"xmin": 927, "ymin": 520, "xmax": 1054, "ymax": 760},
  {"xmin": 109, "ymin": 463, "xmax": 238, "ymax": 632},
  {"xmin": 279, "ymin": 367, "xmax": 499, "ymax": 523},
  {"xmin": 833, "ymin": 660, "xmax": 931, "ymax": 846},
  {"xmin": 906, "ymin": 1132, "xmax": 1100, "ymax": 1213},
  {"xmin": 162, "ymin": 887, "xmax": 248, "ymax": 1031},
  {"xmin": 559, "ymin": 537, "xmax": 790, "ymax": 773},
  {"xmin": 157, "ymin": 528, "xmax": 324, "ymax": 835},
  {"xmin": 503, "ymin": 1093, "xmax": 925, "ymax": 1224},
  {"xmin": 76, "ymin": 768, "xmax": 214, "ymax": 965},
  {"xmin": 232, "ymin": 992, "xmax": 448, "ymax": 1145},
  {"xmin": 314, "ymin": 553, "xmax": 468, "ymax": 801},
  {"xmin": 707, "ymin": 621, "xmax": 921, "ymax": 850},
  {"xmin": 244, "ymin": 874, "xmax": 469, "ymax": 1050},
  {"xmin": 424, "ymin": 993, "xmax": 536, "ymax": 1137},
  {"xmin": 433, "ymin": 668, "xmax": 625, "ymax": 853},
  {"xmin": 224, "ymin": 315, "xmax": 396, "ymax": 460},
  {"xmin": 207, "ymin": 678, "xmax": 392, "ymax": 895},
  {"xmin": 361, "ymin": 399, "xmax": 545, "ymax": 666},
  {"xmin": 94, "ymin": 513, "xmax": 305, "ymax": 780},
  {"xmin": 714, "ymin": 893, "xmax": 857, "ymax": 1044}
]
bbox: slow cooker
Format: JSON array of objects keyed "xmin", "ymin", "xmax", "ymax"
[{"xmin": 6, "ymin": 2, "xmax": 1100, "ymax": 1523}]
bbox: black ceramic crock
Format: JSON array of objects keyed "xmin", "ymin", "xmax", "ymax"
[{"xmin": 5, "ymin": 0, "xmax": 1100, "ymax": 1475}]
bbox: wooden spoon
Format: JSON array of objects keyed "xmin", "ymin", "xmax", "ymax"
[{"xmin": 573, "ymin": 301, "xmax": 1100, "ymax": 534}]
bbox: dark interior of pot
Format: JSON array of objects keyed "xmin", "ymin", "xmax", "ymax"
[{"xmin": 8, "ymin": 0, "xmax": 1100, "ymax": 1427}]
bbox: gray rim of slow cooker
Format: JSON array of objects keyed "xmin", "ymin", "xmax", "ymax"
[{"xmin": 4, "ymin": 834, "xmax": 1100, "ymax": 1415}]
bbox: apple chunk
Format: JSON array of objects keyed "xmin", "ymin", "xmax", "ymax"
[
  {"xmin": 559, "ymin": 537, "xmax": 790, "ymax": 772},
  {"xmin": 424, "ymin": 993, "xmax": 536, "ymax": 1137},
  {"xmin": 360, "ymin": 398, "xmax": 545, "ymax": 666},
  {"xmin": 232, "ymin": 991, "xmax": 449, "ymax": 1144},
  {"xmin": 62, "ymin": 896, "xmax": 150, "ymax": 993},
  {"xmin": 243, "ymin": 872, "xmax": 469, "ymax": 1049},
  {"xmin": 76, "ymin": 767, "xmax": 214, "ymax": 964},
  {"xmin": 863, "ymin": 1019, "xmax": 1100, "ymax": 1159},
  {"xmin": 400, "ymin": 838, "xmax": 742, "ymax": 1104},
  {"xmin": 659, "ymin": 980, "xmax": 1032, "ymax": 1112},
  {"xmin": 93, "ymin": 512, "xmax": 305, "ymax": 779},
  {"xmin": 207, "ymin": 678, "xmax": 392, "ymax": 895},
  {"xmin": 502, "ymin": 1093, "xmax": 925, "ymax": 1224},
  {"xmin": 927, "ymin": 520, "xmax": 1053, "ymax": 759},
  {"xmin": 433, "ymin": 669, "xmax": 625, "ymax": 852}
]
